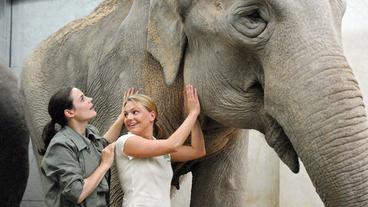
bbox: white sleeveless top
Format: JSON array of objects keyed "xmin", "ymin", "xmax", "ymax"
[{"xmin": 115, "ymin": 133, "xmax": 173, "ymax": 207}]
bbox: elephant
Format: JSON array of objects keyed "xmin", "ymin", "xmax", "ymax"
[
  {"xmin": 20, "ymin": 0, "xmax": 368, "ymax": 207},
  {"xmin": 21, "ymin": 0, "xmax": 245, "ymax": 206},
  {"xmin": 174, "ymin": 0, "xmax": 368, "ymax": 206},
  {"xmin": 0, "ymin": 61, "xmax": 29, "ymax": 206}
]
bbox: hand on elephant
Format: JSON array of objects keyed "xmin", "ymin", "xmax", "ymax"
[
  {"xmin": 121, "ymin": 87, "xmax": 139, "ymax": 115},
  {"xmin": 123, "ymin": 87, "xmax": 139, "ymax": 103},
  {"xmin": 184, "ymin": 84, "xmax": 200, "ymax": 117},
  {"xmin": 103, "ymin": 88, "xmax": 139, "ymax": 143}
]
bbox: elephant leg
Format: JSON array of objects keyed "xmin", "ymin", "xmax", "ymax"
[{"xmin": 190, "ymin": 131, "xmax": 248, "ymax": 207}]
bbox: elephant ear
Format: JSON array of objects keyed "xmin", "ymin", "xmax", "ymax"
[{"xmin": 147, "ymin": 0, "xmax": 187, "ymax": 85}]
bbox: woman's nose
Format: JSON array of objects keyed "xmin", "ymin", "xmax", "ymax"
[{"xmin": 126, "ymin": 113, "xmax": 133, "ymax": 120}]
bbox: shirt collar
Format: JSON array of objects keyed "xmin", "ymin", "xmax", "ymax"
[
  {"xmin": 86, "ymin": 124, "xmax": 104, "ymax": 141},
  {"xmin": 62, "ymin": 125, "xmax": 102, "ymax": 151},
  {"xmin": 127, "ymin": 132, "xmax": 156, "ymax": 140}
]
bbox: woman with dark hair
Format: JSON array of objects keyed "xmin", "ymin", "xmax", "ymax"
[
  {"xmin": 40, "ymin": 87, "xmax": 134, "ymax": 207},
  {"xmin": 115, "ymin": 85, "xmax": 206, "ymax": 207}
]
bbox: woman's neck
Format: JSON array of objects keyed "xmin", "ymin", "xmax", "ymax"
[
  {"xmin": 132, "ymin": 129, "xmax": 154, "ymax": 140},
  {"xmin": 68, "ymin": 120, "xmax": 88, "ymax": 136}
]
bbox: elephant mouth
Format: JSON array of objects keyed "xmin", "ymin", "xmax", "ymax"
[
  {"xmin": 263, "ymin": 114, "xmax": 300, "ymax": 173},
  {"xmin": 203, "ymin": 79, "xmax": 300, "ymax": 173},
  {"xmin": 248, "ymin": 81, "xmax": 300, "ymax": 173}
]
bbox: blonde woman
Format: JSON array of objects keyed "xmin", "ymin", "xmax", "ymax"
[{"xmin": 115, "ymin": 85, "xmax": 206, "ymax": 207}]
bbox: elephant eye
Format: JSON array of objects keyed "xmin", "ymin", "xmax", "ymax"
[
  {"xmin": 247, "ymin": 9, "xmax": 262, "ymax": 21},
  {"xmin": 231, "ymin": 6, "xmax": 268, "ymax": 38},
  {"xmin": 235, "ymin": 6, "xmax": 263, "ymax": 20}
]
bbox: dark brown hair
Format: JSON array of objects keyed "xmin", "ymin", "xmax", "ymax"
[{"xmin": 39, "ymin": 87, "xmax": 74, "ymax": 155}]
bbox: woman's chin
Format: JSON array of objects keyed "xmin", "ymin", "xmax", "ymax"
[{"xmin": 90, "ymin": 114, "xmax": 97, "ymax": 120}]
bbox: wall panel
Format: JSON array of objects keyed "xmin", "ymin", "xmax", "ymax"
[{"xmin": 0, "ymin": 0, "xmax": 11, "ymax": 65}]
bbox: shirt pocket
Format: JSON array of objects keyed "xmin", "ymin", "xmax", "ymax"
[{"xmin": 79, "ymin": 148, "xmax": 99, "ymax": 176}]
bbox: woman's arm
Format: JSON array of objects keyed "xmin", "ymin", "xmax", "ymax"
[
  {"xmin": 170, "ymin": 120, "xmax": 206, "ymax": 161},
  {"xmin": 42, "ymin": 142, "xmax": 115, "ymax": 204},
  {"xmin": 123, "ymin": 113, "xmax": 199, "ymax": 157},
  {"xmin": 77, "ymin": 143, "xmax": 115, "ymax": 203},
  {"xmin": 103, "ymin": 115, "xmax": 124, "ymax": 143},
  {"xmin": 123, "ymin": 85, "xmax": 200, "ymax": 158},
  {"xmin": 104, "ymin": 88, "xmax": 137, "ymax": 143}
]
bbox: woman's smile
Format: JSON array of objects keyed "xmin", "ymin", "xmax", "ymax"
[
  {"xmin": 123, "ymin": 101, "xmax": 155, "ymax": 137},
  {"xmin": 126, "ymin": 121, "xmax": 138, "ymax": 128}
]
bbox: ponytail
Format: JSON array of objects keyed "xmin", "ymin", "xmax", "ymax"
[
  {"xmin": 39, "ymin": 120, "xmax": 58, "ymax": 156},
  {"xmin": 39, "ymin": 86, "xmax": 74, "ymax": 156}
]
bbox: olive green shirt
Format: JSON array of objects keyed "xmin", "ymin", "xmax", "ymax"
[{"xmin": 41, "ymin": 124, "xmax": 109, "ymax": 207}]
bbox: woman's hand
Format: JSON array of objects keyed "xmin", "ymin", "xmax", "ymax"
[
  {"xmin": 185, "ymin": 84, "xmax": 200, "ymax": 117},
  {"xmin": 120, "ymin": 87, "xmax": 138, "ymax": 118},
  {"xmin": 103, "ymin": 88, "xmax": 137, "ymax": 143},
  {"xmin": 123, "ymin": 88, "xmax": 138, "ymax": 103},
  {"xmin": 78, "ymin": 142, "xmax": 116, "ymax": 204},
  {"xmin": 120, "ymin": 87, "xmax": 139, "ymax": 120},
  {"xmin": 100, "ymin": 142, "xmax": 116, "ymax": 168}
]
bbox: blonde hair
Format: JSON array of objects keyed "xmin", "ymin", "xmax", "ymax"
[{"xmin": 124, "ymin": 94, "xmax": 162, "ymax": 137}]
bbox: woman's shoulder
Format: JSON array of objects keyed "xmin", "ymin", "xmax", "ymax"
[
  {"xmin": 86, "ymin": 124, "xmax": 100, "ymax": 134},
  {"xmin": 50, "ymin": 129, "xmax": 69, "ymax": 143},
  {"xmin": 116, "ymin": 133, "xmax": 137, "ymax": 159},
  {"xmin": 43, "ymin": 130, "xmax": 77, "ymax": 159},
  {"xmin": 48, "ymin": 127, "xmax": 78, "ymax": 148},
  {"xmin": 116, "ymin": 133, "xmax": 136, "ymax": 144}
]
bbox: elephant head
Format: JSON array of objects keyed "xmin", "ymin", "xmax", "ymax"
[{"xmin": 147, "ymin": 0, "xmax": 368, "ymax": 206}]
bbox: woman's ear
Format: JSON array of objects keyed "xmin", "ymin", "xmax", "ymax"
[
  {"xmin": 64, "ymin": 109, "xmax": 75, "ymax": 119},
  {"xmin": 150, "ymin": 111, "xmax": 157, "ymax": 122}
]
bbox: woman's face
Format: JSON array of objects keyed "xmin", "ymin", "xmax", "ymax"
[
  {"xmin": 123, "ymin": 101, "xmax": 156, "ymax": 136},
  {"xmin": 68, "ymin": 88, "xmax": 97, "ymax": 122}
]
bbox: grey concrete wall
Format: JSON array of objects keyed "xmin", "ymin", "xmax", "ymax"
[
  {"xmin": 11, "ymin": 0, "xmax": 104, "ymax": 76},
  {"xmin": 0, "ymin": 0, "xmax": 11, "ymax": 65},
  {"xmin": 342, "ymin": 0, "xmax": 368, "ymax": 106},
  {"xmin": 246, "ymin": 130, "xmax": 279, "ymax": 207}
]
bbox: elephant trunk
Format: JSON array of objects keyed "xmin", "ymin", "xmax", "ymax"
[{"xmin": 265, "ymin": 55, "xmax": 368, "ymax": 206}]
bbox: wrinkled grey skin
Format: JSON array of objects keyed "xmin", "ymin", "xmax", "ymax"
[
  {"xmin": 175, "ymin": 0, "xmax": 368, "ymax": 206},
  {"xmin": 0, "ymin": 61, "xmax": 29, "ymax": 206},
  {"xmin": 21, "ymin": 0, "xmax": 368, "ymax": 206}
]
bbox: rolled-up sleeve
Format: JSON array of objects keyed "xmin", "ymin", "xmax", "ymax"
[{"xmin": 42, "ymin": 143, "xmax": 84, "ymax": 204}]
